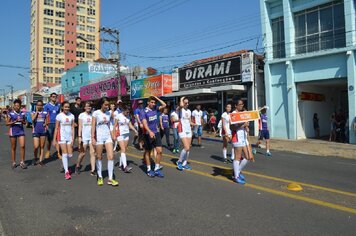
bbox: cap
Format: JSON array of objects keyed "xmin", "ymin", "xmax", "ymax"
[{"xmin": 117, "ymin": 99, "xmax": 123, "ymax": 104}]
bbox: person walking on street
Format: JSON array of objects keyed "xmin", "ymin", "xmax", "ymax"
[
  {"xmin": 44, "ymin": 93, "xmax": 61, "ymax": 159},
  {"xmin": 313, "ymin": 113, "xmax": 320, "ymax": 139},
  {"xmin": 192, "ymin": 105, "xmax": 204, "ymax": 147},
  {"xmin": 141, "ymin": 96, "xmax": 166, "ymax": 178},
  {"xmin": 133, "ymin": 100, "xmax": 145, "ymax": 151},
  {"xmin": 70, "ymin": 97, "xmax": 83, "ymax": 151},
  {"xmin": 75, "ymin": 102, "xmax": 96, "ymax": 176},
  {"xmin": 91, "ymin": 97, "xmax": 118, "ymax": 186},
  {"xmin": 253, "ymin": 106, "xmax": 272, "ymax": 157},
  {"xmin": 176, "ymin": 97, "xmax": 194, "ymax": 171},
  {"xmin": 221, "ymin": 104, "xmax": 234, "ymax": 163},
  {"xmin": 170, "ymin": 106, "xmax": 180, "ymax": 153},
  {"xmin": 160, "ymin": 107, "xmax": 171, "ymax": 148},
  {"xmin": 6, "ymin": 99, "xmax": 27, "ymax": 169},
  {"xmin": 53, "ymin": 101, "xmax": 75, "ymax": 180},
  {"xmin": 209, "ymin": 111, "xmax": 217, "ymax": 135},
  {"xmin": 31, "ymin": 100, "xmax": 48, "ymax": 166},
  {"xmin": 329, "ymin": 113, "xmax": 337, "ymax": 142}
]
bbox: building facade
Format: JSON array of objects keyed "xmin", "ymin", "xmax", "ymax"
[
  {"xmin": 261, "ymin": 0, "xmax": 356, "ymax": 143},
  {"xmin": 30, "ymin": 0, "xmax": 100, "ymax": 91}
]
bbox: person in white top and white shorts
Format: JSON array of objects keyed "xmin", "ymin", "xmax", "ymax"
[
  {"xmin": 113, "ymin": 105, "xmax": 138, "ymax": 173},
  {"xmin": 53, "ymin": 101, "xmax": 75, "ymax": 180},
  {"xmin": 221, "ymin": 104, "xmax": 234, "ymax": 163},
  {"xmin": 76, "ymin": 101, "xmax": 96, "ymax": 176},
  {"xmin": 91, "ymin": 97, "xmax": 118, "ymax": 187}
]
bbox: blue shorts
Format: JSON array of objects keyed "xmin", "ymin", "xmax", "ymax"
[
  {"xmin": 47, "ymin": 123, "xmax": 55, "ymax": 142},
  {"xmin": 9, "ymin": 134, "xmax": 25, "ymax": 138},
  {"xmin": 33, "ymin": 133, "xmax": 47, "ymax": 138},
  {"xmin": 258, "ymin": 130, "xmax": 270, "ymax": 140},
  {"xmin": 194, "ymin": 125, "xmax": 203, "ymax": 137}
]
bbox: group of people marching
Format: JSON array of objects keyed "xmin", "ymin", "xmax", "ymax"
[{"xmin": 5, "ymin": 92, "xmax": 271, "ymax": 186}]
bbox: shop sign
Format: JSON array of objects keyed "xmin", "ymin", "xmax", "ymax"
[
  {"xmin": 80, "ymin": 77, "xmax": 127, "ymax": 101},
  {"xmin": 179, "ymin": 57, "xmax": 241, "ymax": 89},
  {"xmin": 88, "ymin": 62, "xmax": 116, "ymax": 74},
  {"xmin": 64, "ymin": 92, "xmax": 79, "ymax": 102},
  {"xmin": 299, "ymin": 92, "xmax": 325, "ymax": 102},
  {"xmin": 241, "ymin": 52, "xmax": 254, "ymax": 83},
  {"xmin": 130, "ymin": 74, "xmax": 172, "ymax": 100},
  {"xmin": 230, "ymin": 110, "xmax": 260, "ymax": 124}
]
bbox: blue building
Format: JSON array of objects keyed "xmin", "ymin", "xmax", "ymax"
[
  {"xmin": 61, "ymin": 62, "xmax": 116, "ymax": 101},
  {"xmin": 260, "ymin": 0, "xmax": 356, "ymax": 143}
]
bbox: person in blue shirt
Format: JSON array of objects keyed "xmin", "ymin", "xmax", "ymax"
[
  {"xmin": 160, "ymin": 107, "xmax": 171, "ymax": 148},
  {"xmin": 133, "ymin": 100, "xmax": 144, "ymax": 150},
  {"xmin": 43, "ymin": 92, "xmax": 61, "ymax": 158}
]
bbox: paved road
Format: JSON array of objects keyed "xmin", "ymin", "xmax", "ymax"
[{"xmin": 0, "ymin": 123, "xmax": 355, "ymax": 236}]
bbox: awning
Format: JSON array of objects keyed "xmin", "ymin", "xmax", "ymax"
[
  {"xmin": 165, "ymin": 88, "xmax": 215, "ymax": 97},
  {"xmin": 210, "ymin": 84, "xmax": 246, "ymax": 92}
]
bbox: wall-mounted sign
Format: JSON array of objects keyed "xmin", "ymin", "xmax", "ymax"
[
  {"xmin": 230, "ymin": 110, "xmax": 260, "ymax": 124},
  {"xmin": 130, "ymin": 74, "xmax": 172, "ymax": 100},
  {"xmin": 179, "ymin": 57, "xmax": 241, "ymax": 89},
  {"xmin": 88, "ymin": 62, "xmax": 117, "ymax": 74},
  {"xmin": 299, "ymin": 92, "xmax": 325, "ymax": 102},
  {"xmin": 241, "ymin": 52, "xmax": 254, "ymax": 83}
]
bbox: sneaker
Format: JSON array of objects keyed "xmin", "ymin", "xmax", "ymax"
[
  {"xmin": 75, "ymin": 166, "xmax": 81, "ymax": 175},
  {"xmin": 45, "ymin": 151, "xmax": 50, "ymax": 159},
  {"xmin": 154, "ymin": 169, "xmax": 164, "ymax": 178},
  {"xmin": 239, "ymin": 173, "xmax": 245, "ymax": 181},
  {"xmin": 65, "ymin": 171, "xmax": 71, "ymax": 180},
  {"xmin": 252, "ymin": 148, "xmax": 257, "ymax": 155},
  {"xmin": 90, "ymin": 171, "xmax": 97, "ymax": 176},
  {"xmin": 172, "ymin": 149, "xmax": 176, "ymax": 154},
  {"xmin": 32, "ymin": 158, "xmax": 38, "ymax": 166},
  {"xmin": 124, "ymin": 166, "xmax": 132, "ymax": 173},
  {"xmin": 38, "ymin": 161, "xmax": 45, "ymax": 167},
  {"xmin": 147, "ymin": 170, "xmax": 155, "ymax": 178},
  {"xmin": 223, "ymin": 159, "xmax": 228, "ymax": 164},
  {"xmin": 97, "ymin": 177, "xmax": 104, "ymax": 186},
  {"xmin": 228, "ymin": 159, "xmax": 233, "ymax": 163},
  {"xmin": 176, "ymin": 161, "xmax": 183, "ymax": 171},
  {"xmin": 234, "ymin": 176, "xmax": 245, "ymax": 185},
  {"xmin": 199, "ymin": 145, "xmax": 205, "ymax": 149},
  {"xmin": 183, "ymin": 164, "xmax": 192, "ymax": 170},
  {"xmin": 19, "ymin": 162, "xmax": 27, "ymax": 169},
  {"xmin": 11, "ymin": 163, "xmax": 17, "ymax": 170},
  {"xmin": 108, "ymin": 179, "xmax": 119, "ymax": 186},
  {"xmin": 266, "ymin": 151, "xmax": 272, "ymax": 157}
]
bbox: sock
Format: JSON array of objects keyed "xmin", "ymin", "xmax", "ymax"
[
  {"xmin": 119, "ymin": 155, "xmax": 123, "ymax": 167},
  {"xmin": 154, "ymin": 164, "xmax": 160, "ymax": 171},
  {"xmin": 184, "ymin": 151, "xmax": 190, "ymax": 161},
  {"xmin": 147, "ymin": 165, "xmax": 151, "ymax": 172},
  {"xmin": 231, "ymin": 148, "xmax": 235, "ymax": 160},
  {"xmin": 183, "ymin": 160, "xmax": 187, "ymax": 166},
  {"xmin": 239, "ymin": 158, "xmax": 249, "ymax": 172},
  {"xmin": 121, "ymin": 153, "xmax": 127, "ymax": 168},
  {"xmin": 223, "ymin": 148, "xmax": 227, "ymax": 159},
  {"xmin": 267, "ymin": 149, "xmax": 270, "ymax": 153},
  {"xmin": 108, "ymin": 160, "xmax": 114, "ymax": 180},
  {"xmin": 96, "ymin": 160, "xmax": 103, "ymax": 178},
  {"xmin": 62, "ymin": 153, "xmax": 68, "ymax": 173},
  {"xmin": 233, "ymin": 160, "xmax": 240, "ymax": 179},
  {"xmin": 179, "ymin": 149, "xmax": 187, "ymax": 162}
]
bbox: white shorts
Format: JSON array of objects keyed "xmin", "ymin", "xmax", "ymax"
[
  {"xmin": 96, "ymin": 136, "xmax": 113, "ymax": 145},
  {"xmin": 82, "ymin": 140, "xmax": 91, "ymax": 146},
  {"xmin": 179, "ymin": 131, "xmax": 192, "ymax": 139},
  {"xmin": 58, "ymin": 139, "xmax": 72, "ymax": 145},
  {"xmin": 232, "ymin": 130, "xmax": 248, "ymax": 148},
  {"xmin": 117, "ymin": 133, "xmax": 129, "ymax": 142}
]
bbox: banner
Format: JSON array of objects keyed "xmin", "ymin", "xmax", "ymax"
[
  {"xmin": 130, "ymin": 74, "xmax": 172, "ymax": 100},
  {"xmin": 230, "ymin": 110, "xmax": 260, "ymax": 124},
  {"xmin": 80, "ymin": 77, "xmax": 127, "ymax": 101},
  {"xmin": 241, "ymin": 52, "xmax": 254, "ymax": 83}
]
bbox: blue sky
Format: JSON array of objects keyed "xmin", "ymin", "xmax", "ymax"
[{"xmin": 0, "ymin": 0, "xmax": 262, "ymax": 91}]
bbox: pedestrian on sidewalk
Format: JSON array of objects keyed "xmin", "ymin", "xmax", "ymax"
[
  {"xmin": 192, "ymin": 104, "xmax": 204, "ymax": 147},
  {"xmin": 31, "ymin": 100, "xmax": 48, "ymax": 166},
  {"xmin": 44, "ymin": 93, "xmax": 61, "ymax": 159},
  {"xmin": 53, "ymin": 101, "xmax": 75, "ymax": 180},
  {"xmin": 313, "ymin": 113, "xmax": 320, "ymax": 139},
  {"xmin": 221, "ymin": 103, "xmax": 234, "ymax": 163},
  {"xmin": 253, "ymin": 106, "xmax": 272, "ymax": 156},
  {"xmin": 160, "ymin": 107, "xmax": 171, "ymax": 148},
  {"xmin": 70, "ymin": 97, "xmax": 83, "ymax": 151},
  {"xmin": 329, "ymin": 112, "xmax": 337, "ymax": 142},
  {"xmin": 6, "ymin": 99, "xmax": 27, "ymax": 170},
  {"xmin": 208, "ymin": 111, "xmax": 217, "ymax": 135},
  {"xmin": 170, "ymin": 106, "xmax": 180, "ymax": 153},
  {"xmin": 75, "ymin": 102, "xmax": 96, "ymax": 176},
  {"xmin": 176, "ymin": 97, "xmax": 194, "ymax": 171}
]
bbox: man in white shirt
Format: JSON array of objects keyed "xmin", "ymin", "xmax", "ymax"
[{"xmin": 192, "ymin": 105, "xmax": 204, "ymax": 148}]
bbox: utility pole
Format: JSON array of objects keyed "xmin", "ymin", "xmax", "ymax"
[
  {"xmin": 99, "ymin": 27, "xmax": 121, "ymax": 100},
  {"xmin": 6, "ymin": 85, "xmax": 14, "ymax": 104}
]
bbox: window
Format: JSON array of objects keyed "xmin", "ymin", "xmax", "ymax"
[
  {"xmin": 77, "ymin": 42, "xmax": 85, "ymax": 49},
  {"xmin": 56, "ymin": 1, "xmax": 65, "ymax": 8},
  {"xmin": 44, "ymin": 9, "xmax": 53, "ymax": 16},
  {"xmin": 43, "ymin": 76, "xmax": 53, "ymax": 83},
  {"xmin": 55, "ymin": 68, "xmax": 64, "ymax": 74},
  {"xmin": 43, "ymin": 57, "xmax": 53, "ymax": 64},
  {"xmin": 55, "ymin": 58, "xmax": 64, "ymax": 65},
  {"xmin": 88, "ymin": 0, "xmax": 95, "ymax": 6},
  {"xmin": 43, "ymin": 66, "xmax": 53, "ymax": 73},
  {"xmin": 76, "ymin": 51, "xmax": 85, "ymax": 57},
  {"xmin": 272, "ymin": 17, "xmax": 285, "ymax": 58},
  {"xmin": 87, "ymin": 53, "xmax": 95, "ymax": 59},
  {"xmin": 87, "ymin": 35, "xmax": 95, "ymax": 41},
  {"xmin": 77, "ymin": 6, "xmax": 86, "ymax": 14},
  {"xmin": 55, "ymin": 48, "xmax": 64, "ymax": 55},
  {"xmin": 77, "ymin": 0, "xmax": 85, "ymax": 4},
  {"xmin": 44, "ymin": 0, "xmax": 54, "ymax": 6},
  {"xmin": 77, "ymin": 24, "xmax": 85, "ymax": 31},
  {"xmin": 44, "ymin": 18, "xmax": 53, "ymax": 25},
  {"xmin": 87, "ymin": 26, "xmax": 95, "ymax": 33},
  {"xmin": 77, "ymin": 15, "xmax": 85, "ymax": 23},
  {"xmin": 43, "ymin": 37, "xmax": 53, "ymax": 44},
  {"xmin": 55, "ymin": 77, "xmax": 61, "ymax": 84},
  {"xmin": 55, "ymin": 39, "xmax": 64, "ymax": 46},
  {"xmin": 87, "ymin": 17, "xmax": 95, "ymax": 24},
  {"xmin": 55, "ymin": 29, "xmax": 64, "ymax": 36},
  {"xmin": 43, "ymin": 47, "xmax": 53, "ymax": 54},
  {"xmin": 55, "ymin": 20, "xmax": 65, "ymax": 27},
  {"xmin": 43, "ymin": 27, "xmax": 53, "ymax": 35},
  {"xmin": 56, "ymin": 11, "xmax": 65, "ymax": 18},
  {"xmin": 294, "ymin": 1, "xmax": 345, "ymax": 54},
  {"xmin": 86, "ymin": 43, "xmax": 95, "ymax": 50},
  {"xmin": 87, "ymin": 8, "xmax": 95, "ymax": 15},
  {"xmin": 77, "ymin": 33, "xmax": 85, "ymax": 38}
]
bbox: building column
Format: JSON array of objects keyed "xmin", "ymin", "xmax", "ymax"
[
  {"xmin": 344, "ymin": 0, "xmax": 356, "ymax": 47},
  {"xmin": 347, "ymin": 51, "xmax": 356, "ymax": 144},
  {"xmin": 286, "ymin": 61, "xmax": 297, "ymax": 139},
  {"xmin": 260, "ymin": 0, "xmax": 273, "ymax": 60},
  {"xmin": 264, "ymin": 63, "xmax": 274, "ymax": 137},
  {"xmin": 283, "ymin": 0, "xmax": 295, "ymax": 57}
]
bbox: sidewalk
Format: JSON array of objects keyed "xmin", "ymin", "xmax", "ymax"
[{"xmin": 201, "ymin": 131, "xmax": 356, "ymax": 160}]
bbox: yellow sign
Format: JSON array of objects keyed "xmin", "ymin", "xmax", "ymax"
[{"xmin": 230, "ymin": 110, "xmax": 260, "ymax": 124}]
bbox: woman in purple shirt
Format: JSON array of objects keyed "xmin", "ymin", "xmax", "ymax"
[
  {"xmin": 31, "ymin": 100, "xmax": 48, "ymax": 166},
  {"xmin": 6, "ymin": 99, "xmax": 27, "ymax": 169}
]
